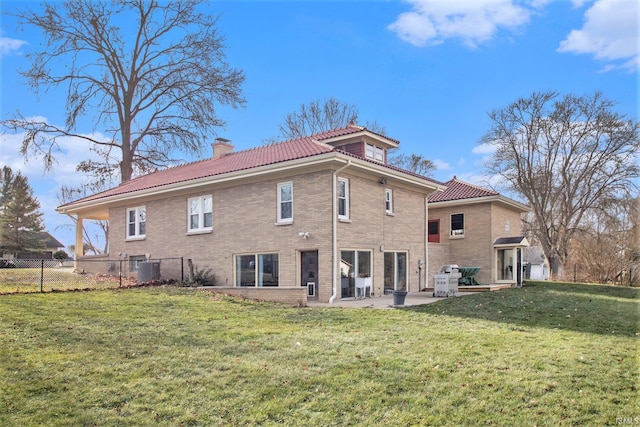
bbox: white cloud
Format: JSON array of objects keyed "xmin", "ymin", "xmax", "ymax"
[
  {"xmin": 433, "ymin": 158, "xmax": 450, "ymax": 170},
  {"xmin": 1, "ymin": 124, "xmax": 117, "ymax": 246},
  {"xmin": 388, "ymin": 0, "xmax": 537, "ymax": 48},
  {"xmin": 471, "ymin": 142, "xmax": 497, "ymax": 155},
  {"xmin": 558, "ymin": 0, "xmax": 639, "ymax": 72},
  {"xmin": 0, "ymin": 36, "xmax": 27, "ymax": 57}
]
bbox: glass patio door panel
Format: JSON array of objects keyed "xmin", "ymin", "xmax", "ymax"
[
  {"xmin": 340, "ymin": 250, "xmax": 371, "ymax": 298},
  {"xmin": 384, "ymin": 252, "xmax": 408, "ymax": 292},
  {"xmin": 258, "ymin": 254, "xmax": 279, "ymax": 287},
  {"xmin": 237, "ymin": 255, "xmax": 256, "ymax": 287},
  {"xmin": 497, "ymin": 248, "xmax": 514, "ymax": 280},
  {"xmin": 396, "ymin": 252, "xmax": 407, "ymax": 291}
]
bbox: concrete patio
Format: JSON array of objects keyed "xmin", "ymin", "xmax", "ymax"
[{"xmin": 307, "ymin": 290, "xmax": 475, "ymax": 309}]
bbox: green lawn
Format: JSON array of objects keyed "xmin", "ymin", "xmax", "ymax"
[
  {"xmin": 0, "ymin": 267, "xmax": 126, "ymax": 294},
  {"xmin": 0, "ymin": 282, "xmax": 637, "ymax": 426}
]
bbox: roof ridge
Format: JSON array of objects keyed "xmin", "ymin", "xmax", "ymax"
[{"xmin": 450, "ymin": 176, "xmax": 499, "ymax": 195}]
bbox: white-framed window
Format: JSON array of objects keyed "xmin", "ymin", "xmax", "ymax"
[
  {"xmin": 385, "ymin": 189, "xmax": 393, "ymax": 213},
  {"xmin": 338, "ymin": 178, "xmax": 349, "ymax": 219},
  {"xmin": 277, "ymin": 182, "xmax": 293, "ymax": 223},
  {"xmin": 365, "ymin": 144, "xmax": 385, "ymax": 162},
  {"xmin": 188, "ymin": 195, "xmax": 213, "ymax": 232},
  {"xmin": 451, "ymin": 213, "xmax": 464, "ymax": 237},
  {"xmin": 126, "ymin": 206, "xmax": 146, "ymax": 239},
  {"xmin": 365, "ymin": 143, "xmax": 375, "ymax": 159},
  {"xmin": 236, "ymin": 253, "xmax": 279, "ymax": 287}
]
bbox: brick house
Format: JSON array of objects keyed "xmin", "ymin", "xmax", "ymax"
[
  {"xmin": 427, "ymin": 177, "xmax": 530, "ymax": 286},
  {"xmin": 57, "ymin": 125, "xmax": 446, "ymax": 304}
]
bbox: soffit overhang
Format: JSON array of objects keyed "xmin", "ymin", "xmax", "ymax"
[
  {"xmin": 428, "ymin": 194, "xmax": 530, "ymax": 212},
  {"xmin": 57, "ymin": 152, "xmax": 443, "ymax": 217}
]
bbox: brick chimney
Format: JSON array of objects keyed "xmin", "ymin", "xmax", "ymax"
[{"xmin": 212, "ymin": 138, "xmax": 233, "ymax": 160}]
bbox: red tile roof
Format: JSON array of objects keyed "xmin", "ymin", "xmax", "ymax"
[
  {"xmin": 59, "ymin": 124, "xmax": 420, "ymax": 207},
  {"xmin": 428, "ymin": 176, "xmax": 499, "ymax": 203}
]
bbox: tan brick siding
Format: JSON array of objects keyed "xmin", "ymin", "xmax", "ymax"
[
  {"xmin": 427, "ymin": 242, "xmax": 450, "ymax": 287},
  {"xmin": 336, "ymin": 174, "xmax": 428, "ymax": 295},
  {"xmin": 206, "ymin": 286, "xmax": 307, "ymax": 306},
  {"xmin": 428, "ymin": 202, "xmax": 524, "ymax": 284},
  {"xmin": 97, "ymin": 167, "xmax": 431, "ymax": 302}
]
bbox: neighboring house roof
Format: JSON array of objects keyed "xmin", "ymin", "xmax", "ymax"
[
  {"xmin": 428, "ymin": 176, "xmax": 529, "ymax": 212},
  {"xmin": 493, "ymin": 236, "xmax": 529, "ymax": 246},
  {"xmin": 428, "ymin": 176, "xmax": 498, "ymax": 202},
  {"xmin": 58, "ymin": 124, "xmax": 443, "ymax": 213},
  {"xmin": 37, "ymin": 232, "xmax": 65, "ymax": 249}
]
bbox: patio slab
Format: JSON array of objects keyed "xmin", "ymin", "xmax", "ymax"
[{"xmin": 307, "ymin": 290, "xmax": 474, "ymax": 309}]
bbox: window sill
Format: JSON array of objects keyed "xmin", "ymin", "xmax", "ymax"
[
  {"xmin": 186, "ymin": 229, "xmax": 213, "ymax": 236},
  {"xmin": 275, "ymin": 220, "xmax": 293, "ymax": 226},
  {"xmin": 125, "ymin": 236, "xmax": 146, "ymax": 242},
  {"xmin": 449, "ymin": 235, "xmax": 465, "ymax": 240},
  {"xmin": 338, "ymin": 217, "xmax": 351, "ymax": 223},
  {"xmin": 385, "ymin": 211, "xmax": 395, "ymax": 217}
]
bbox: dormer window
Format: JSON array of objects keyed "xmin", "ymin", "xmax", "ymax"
[
  {"xmin": 375, "ymin": 146, "xmax": 384, "ymax": 162},
  {"xmin": 365, "ymin": 143, "xmax": 385, "ymax": 163},
  {"xmin": 366, "ymin": 143, "xmax": 374, "ymax": 159}
]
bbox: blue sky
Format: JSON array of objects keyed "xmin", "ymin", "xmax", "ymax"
[{"xmin": 1, "ymin": 0, "xmax": 638, "ymax": 249}]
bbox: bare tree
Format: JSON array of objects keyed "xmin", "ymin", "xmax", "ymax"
[
  {"xmin": 568, "ymin": 194, "xmax": 638, "ymax": 284},
  {"xmin": 3, "ymin": 0, "xmax": 245, "ymax": 184},
  {"xmin": 276, "ymin": 97, "xmax": 386, "ymax": 140},
  {"xmin": 387, "ymin": 153, "xmax": 436, "ymax": 177},
  {"xmin": 482, "ymin": 91, "xmax": 639, "ymax": 279}
]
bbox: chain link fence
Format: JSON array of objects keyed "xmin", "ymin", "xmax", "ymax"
[
  {"xmin": 565, "ymin": 261, "xmax": 639, "ymax": 286},
  {"xmin": 0, "ymin": 257, "xmax": 184, "ymax": 294}
]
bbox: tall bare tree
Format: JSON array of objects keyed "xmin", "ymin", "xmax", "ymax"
[
  {"xmin": 482, "ymin": 91, "xmax": 639, "ymax": 279},
  {"xmin": 3, "ymin": 0, "xmax": 245, "ymax": 184},
  {"xmin": 568, "ymin": 194, "xmax": 638, "ymax": 285},
  {"xmin": 275, "ymin": 97, "xmax": 386, "ymax": 140},
  {"xmin": 387, "ymin": 153, "xmax": 436, "ymax": 177}
]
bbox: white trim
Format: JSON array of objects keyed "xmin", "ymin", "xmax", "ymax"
[
  {"xmin": 430, "ymin": 194, "xmax": 530, "ymax": 212},
  {"xmin": 337, "ymin": 177, "xmax": 350, "ymax": 220},
  {"xmin": 57, "ymin": 153, "xmax": 444, "ymax": 216},
  {"xmin": 385, "ymin": 188, "xmax": 393, "ymax": 214},
  {"xmin": 277, "ymin": 181, "xmax": 293, "ymax": 224},
  {"xmin": 126, "ymin": 206, "xmax": 146, "ymax": 239},
  {"xmin": 331, "ymin": 160, "xmax": 352, "ymax": 303},
  {"xmin": 187, "ymin": 195, "xmax": 213, "ymax": 233}
]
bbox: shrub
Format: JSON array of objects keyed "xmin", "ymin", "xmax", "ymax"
[
  {"xmin": 53, "ymin": 250, "xmax": 69, "ymax": 260},
  {"xmin": 181, "ymin": 265, "xmax": 218, "ymax": 287}
]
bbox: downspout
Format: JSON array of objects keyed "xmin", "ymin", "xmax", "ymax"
[
  {"xmin": 330, "ymin": 160, "xmax": 352, "ymax": 303},
  {"xmin": 424, "ymin": 197, "xmax": 429, "ymax": 291}
]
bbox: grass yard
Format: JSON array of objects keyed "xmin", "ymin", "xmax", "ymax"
[{"xmin": 0, "ymin": 282, "xmax": 637, "ymax": 426}]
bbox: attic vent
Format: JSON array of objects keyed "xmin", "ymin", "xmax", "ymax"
[{"xmin": 212, "ymin": 138, "xmax": 233, "ymax": 160}]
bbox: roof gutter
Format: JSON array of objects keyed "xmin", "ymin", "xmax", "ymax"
[{"xmin": 330, "ymin": 159, "xmax": 352, "ymax": 304}]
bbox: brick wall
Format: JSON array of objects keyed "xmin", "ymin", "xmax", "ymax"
[
  {"xmin": 427, "ymin": 242, "xmax": 450, "ymax": 287},
  {"xmin": 96, "ymin": 166, "xmax": 431, "ymax": 302},
  {"xmin": 428, "ymin": 201, "xmax": 525, "ymax": 284},
  {"xmin": 336, "ymin": 173, "xmax": 428, "ymax": 295},
  {"xmin": 206, "ymin": 286, "xmax": 308, "ymax": 306}
]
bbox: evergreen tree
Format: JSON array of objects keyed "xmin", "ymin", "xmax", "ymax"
[{"xmin": 0, "ymin": 166, "xmax": 45, "ymax": 255}]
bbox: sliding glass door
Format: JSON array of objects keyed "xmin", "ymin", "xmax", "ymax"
[
  {"xmin": 384, "ymin": 252, "xmax": 407, "ymax": 293},
  {"xmin": 340, "ymin": 250, "xmax": 371, "ymax": 298}
]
